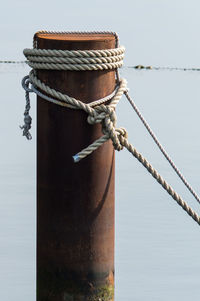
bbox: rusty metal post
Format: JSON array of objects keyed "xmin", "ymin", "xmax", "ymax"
[{"xmin": 36, "ymin": 33, "xmax": 116, "ymax": 301}]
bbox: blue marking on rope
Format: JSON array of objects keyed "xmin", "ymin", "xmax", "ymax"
[{"xmin": 73, "ymin": 154, "xmax": 80, "ymax": 163}]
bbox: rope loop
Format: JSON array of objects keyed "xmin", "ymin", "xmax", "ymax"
[{"xmin": 20, "ymin": 76, "xmax": 33, "ymax": 140}]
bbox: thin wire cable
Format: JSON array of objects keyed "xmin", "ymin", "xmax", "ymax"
[
  {"xmin": 2, "ymin": 60, "xmax": 200, "ymax": 72},
  {"xmin": 130, "ymin": 65, "xmax": 200, "ymax": 71},
  {"xmin": 0, "ymin": 60, "xmax": 27, "ymax": 64}
]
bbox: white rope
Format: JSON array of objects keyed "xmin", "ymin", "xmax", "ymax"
[
  {"xmin": 31, "ymin": 30, "xmax": 120, "ymax": 83},
  {"xmin": 23, "ymin": 30, "xmax": 124, "ymax": 72},
  {"xmin": 21, "ymin": 30, "xmax": 200, "ymax": 226},
  {"xmin": 24, "ymin": 47, "xmax": 124, "ymax": 71},
  {"xmin": 124, "ymin": 91, "xmax": 200, "ymax": 205},
  {"xmin": 22, "ymin": 74, "xmax": 121, "ymax": 110}
]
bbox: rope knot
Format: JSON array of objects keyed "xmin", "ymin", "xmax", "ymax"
[
  {"xmin": 99, "ymin": 106, "xmax": 124, "ymax": 151},
  {"xmin": 87, "ymin": 104, "xmax": 115, "ymax": 125},
  {"xmin": 20, "ymin": 114, "xmax": 32, "ymax": 140},
  {"xmin": 116, "ymin": 127, "xmax": 128, "ymax": 140},
  {"xmin": 87, "ymin": 109, "xmax": 106, "ymax": 125},
  {"xmin": 87, "ymin": 104, "xmax": 122, "ymax": 150},
  {"xmin": 20, "ymin": 76, "xmax": 33, "ymax": 140},
  {"xmin": 106, "ymin": 127, "xmax": 128, "ymax": 152},
  {"xmin": 72, "ymin": 80, "xmax": 128, "ymax": 161},
  {"xmin": 115, "ymin": 127, "xmax": 128, "ymax": 150},
  {"xmin": 87, "ymin": 103, "xmax": 126, "ymax": 151}
]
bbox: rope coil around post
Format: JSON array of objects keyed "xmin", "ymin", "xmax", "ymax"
[
  {"xmin": 24, "ymin": 47, "xmax": 125, "ymax": 71},
  {"xmin": 21, "ymin": 30, "xmax": 200, "ymax": 226}
]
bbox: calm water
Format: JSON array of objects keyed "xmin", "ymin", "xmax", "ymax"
[{"xmin": 0, "ymin": 65, "xmax": 200, "ymax": 301}]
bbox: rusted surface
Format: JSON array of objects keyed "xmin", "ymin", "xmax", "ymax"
[{"xmin": 36, "ymin": 33, "xmax": 115, "ymax": 300}]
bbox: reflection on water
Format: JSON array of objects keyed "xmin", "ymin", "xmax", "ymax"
[{"xmin": 0, "ymin": 66, "xmax": 200, "ymax": 301}]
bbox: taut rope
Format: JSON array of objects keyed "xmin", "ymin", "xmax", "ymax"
[{"xmin": 21, "ymin": 30, "xmax": 200, "ymax": 226}]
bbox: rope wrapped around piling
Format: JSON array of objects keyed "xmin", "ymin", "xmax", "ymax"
[
  {"xmin": 24, "ymin": 46, "xmax": 125, "ymax": 71},
  {"xmin": 21, "ymin": 30, "xmax": 200, "ymax": 226}
]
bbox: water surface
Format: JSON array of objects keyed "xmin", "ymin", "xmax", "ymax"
[{"xmin": 0, "ymin": 65, "xmax": 200, "ymax": 300}]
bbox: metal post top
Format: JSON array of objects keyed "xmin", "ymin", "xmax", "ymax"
[{"xmin": 36, "ymin": 32, "xmax": 116, "ymax": 42}]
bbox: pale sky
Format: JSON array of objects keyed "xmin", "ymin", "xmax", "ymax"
[
  {"xmin": 1, "ymin": 0, "xmax": 200, "ymax": 67},
  {"xmin": 1, "ymin": 2, "xmax": 200, "ymax": 301}
]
